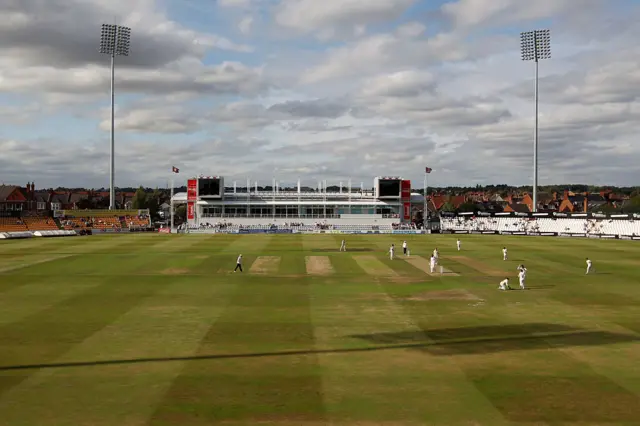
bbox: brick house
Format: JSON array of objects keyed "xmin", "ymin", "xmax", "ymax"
[{"xmin": 0, "ymin": 185, "xmax": 27, "ymax": 213}]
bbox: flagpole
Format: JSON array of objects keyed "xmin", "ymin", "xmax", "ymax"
[
  {"xmin": 424, "ymin": 172, "xmax": 428, "ymax": 229},
  {"xmin": 170, "ymin": 177, "xmax": 174, "ymax": 233}
]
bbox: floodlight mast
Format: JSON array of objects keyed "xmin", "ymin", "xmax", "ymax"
[
  {"xmin": 99, "ymin": 24, "xmax": 131, "ymax": 210},
  {"xmin": 520, "ymin": 29, "xmax": 550, "ymax": 213}
]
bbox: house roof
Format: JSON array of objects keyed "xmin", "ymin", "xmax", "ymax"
[
  {"xmin": 33, "ymin": 191, "xmax": 50, "ymax": 203},
  {"xmin": 0, "ymin": 185, "xmax": 21, "ymax": 202},
  {"xmin": 536, "ymin": 192, "xmax": 554, "ymax": 202},
  {"xmin": 449, "ymin": 195, "xmax": 466, "ymax": 208},
  {"xmin": 51, "ymin": 193, "xmax": 70, "ymax": 203},
  {"xmin": 506, "ymin": 203, "xmax": 530, "ymax": 213},
  {"xmin": 69, "ymin": 192, "xmax": 90, "ymax": 203}
]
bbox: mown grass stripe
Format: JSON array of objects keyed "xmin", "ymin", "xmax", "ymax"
[
  {"xmin": 0, "ymin": 279, "xmax": 101, "ymax": 326},
  {"xmin": 308, "ymin": 279, "xmax": 507, "ymax": 424},
  {"xmin": 149, "ymin": 276, "xmax": 326, "ymax": 424},
  {"xmin": 0, "ymin": 280, "xmax": 236, "ymax": 426},
  {"xmin": 352, "ymin": 255, "xmax": 398, "ymax": 276},
  {"xmin": 0, "ymin": 277, "xmax": 171, "ymax": 398}
]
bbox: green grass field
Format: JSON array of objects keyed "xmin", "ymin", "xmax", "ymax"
[{"xmin": 1, "ymin": 233, "xmax": 640, "ymax": 425}]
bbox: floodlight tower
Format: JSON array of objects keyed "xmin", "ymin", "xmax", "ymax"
[
  {"xmin": 520, "ymin": 29, "xmax": 550, "ymax": 213},
  {"xmin": 100, "ymin": 23, "xmax": 131, "ymax": 210}
]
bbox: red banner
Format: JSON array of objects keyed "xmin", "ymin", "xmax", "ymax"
[
  {"xmin": 401, "ymin": 180, "xmax": 411, "ymax": 220},
  {"xmin": 187, "ymin": 179, "xmax": 197, "ymax": 201},
  {"xmin": 158, "ymin": 227, "xmax": 170, "ymax": 234},
  {"xmin": 403, "ymin": 203, "xmax": 411, "ymax": 220},
  {"xmin": 187, "ymin": 202, "xmax": 195, "ymax": 220},
  {"xmin": 401, "ymin": 180, "xmax": 411, "ymax": 199}
]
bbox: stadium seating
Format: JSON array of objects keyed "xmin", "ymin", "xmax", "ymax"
[
  {"xmin": 22, "ymin": 217, "xmax": 60, "ymax": 231},
  {"xmin": 189, "ymin": 221, "xmax": 396, "ymax": 233},
  {"xmin": 124, "ymin": 215, "xmax": 151, "ymax": 228},
  {"xmin": 0, "ymin": 217, "xmax": 29, "ymax": 232},
  {"xmin": 440, "ymin": 216, "xmax": 640, "ymax": 237}
]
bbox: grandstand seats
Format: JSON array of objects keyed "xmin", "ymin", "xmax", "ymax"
[
  {"xmin": 188, "ymin": 221, "xmax": 395, "ymax": 233},
  {"xmin": 91, "ymin": 216, "xmax": 121, "ymax": 230},
  {"xmin": 124, "ymin": 215, "xmax": 151, "ymax": 228},
  {"xmin": 22, "ymin": 217, "xmax": 60, "ymax": 231},
  {"xmin": 440, "ymin": 216, "xmax": 640, "ymax": 237},
  {"xmin": 0, "ymin": 217, "xmax": 29, "ymax": 232}
]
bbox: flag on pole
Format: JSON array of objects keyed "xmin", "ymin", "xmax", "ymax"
[
  {"xmin": 172, "ymin": 166, "xmax": 179, "ymax": 173},
  {"xmin": 425, "ymin": 167, "xmax": 432, "ymax": 174}
]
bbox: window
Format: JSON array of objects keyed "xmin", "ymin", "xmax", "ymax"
[
  {"xmin": 51, "ymin": 203, "xmax": 61, "ymax": 211},
  {"xmin": 37, "ymin": 202, "xmax": 46, "ymax": 210}
]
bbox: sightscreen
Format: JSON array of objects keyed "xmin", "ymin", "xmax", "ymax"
[
  {"xmin": 378, "ymin": 179, "xmax": 401, "ymax": 197},
  {"xmin": 198, "ymin": 178, "xmax": 221, "ymax": 197}
]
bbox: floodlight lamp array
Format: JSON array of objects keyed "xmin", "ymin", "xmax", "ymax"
[
  {"xmin": 520, "ymin": 29, "xmax": 551, "ymax": 61},
  {"xmin": 99, "ymin": 24, "xmax": 131, "ymax": 56}
]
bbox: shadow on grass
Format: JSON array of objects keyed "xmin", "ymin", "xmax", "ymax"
[
  {"xmin": 1, "ymin": 324, "xmax": 637, "ymax": 372},
  {"xmin": 311, "ymin": 248, "xmax": 374, "ymax": 252},
  {"xmin": 350, "ymin": 323, "xmax": 640, "ymax": 356}
]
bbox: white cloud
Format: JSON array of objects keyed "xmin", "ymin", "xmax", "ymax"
[
  {"xmin": 275, "ymin": 0, "xmax": 416, "ymax": 38},
  {"xmin": 1, "ymin": 0, "xmax": 640, "ymax": 188},
  {"xmin": 218, "ymin": 0, "xmax": 253, "ymax": 7},
  {"xmin": 238, "ymin": 16, "xmax": 254, "ymax": 34}
]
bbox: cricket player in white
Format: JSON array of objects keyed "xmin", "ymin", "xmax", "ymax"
[
  {"xmin": 433, "ymin": 248, "xmax": 439, "ymax": 264},
  {"xmin": 234, "ymin": 254, "xmax": 243, "ymax": 272},
  {"xmin": 586, "ymin": 258, "xmax": 593, "ymax": 274},
  {"xmin": 456, "ymin": 239, "xmax": 461, "ymax": 251},
  {"xmin": 340, "ymin": 239, "xmax": 346, "ymax": 252},
  {"xmin": 502, "ymin": 247, "xmax": 508, "ymax": 261},
  {"xmin": 389, "ymin": 244, "xmax": 395, "ymax": 260},
  {"xmin": 402, "ymin": 241, "xmax": 408, "ymax": 256},
  {"xmin": 429, "ymin": 255, "xmax": 437, "ymax": 273},
  {"xmin": 499, "ymin": 278, "xmax": 511, "ymax": 290},
  {"xmin": 518, "ymin": 268, "xmax": 526, "ymax": 290}
]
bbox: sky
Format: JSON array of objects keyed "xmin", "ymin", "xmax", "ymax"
[{"xmin": 1, "ymin": 0, "xmax": 639, "ymax": 189}]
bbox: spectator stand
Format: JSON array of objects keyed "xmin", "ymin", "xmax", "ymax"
[
  {"xmin": 55, "ymin": 209, "xmax": 151, "ymax": 233},
  {"xmin": 439, "ymin": 211, "xmax": 640, "ymax": 239}
]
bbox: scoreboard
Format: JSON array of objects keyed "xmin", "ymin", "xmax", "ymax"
[
  {"xmin": 186, "ymin": 176, "xmax": 224, "ymax": 220},
  {"xmin": 197, "ymin": 176, "xmax": 224, "ymax": 198},
  {"xmin": 375, "ymin": 177, "xmax": 402, "ymax": 199}
]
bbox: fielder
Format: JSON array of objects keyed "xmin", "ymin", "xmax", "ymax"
[
  {"xmin": 340, "ymin": 239, "xmax": 346, "ymax": 252},
  {"xmin": 518, "ymin": 267, "xmax": 526, "ymax": 290},
  {"xmin": 430, "ymin": 254, "xmax": 437, "ymax": 273},
  {"xmin": 433, "ymin": 248, "xmax": 439, "ymax": 264},
  {"xmin": 502, "ymin": 247, "xmax": 508, "ymax": 261},
  {"xmin": 456, "ymin": 239, "xmax": 461, "ymax": 251},
  {"xmin": 402, "ymin": 240, "xmax": 408, "ymax": 256},
  {"xmin": 234, "ymin": 254, "xmax": 243, "ymax": 272},
  {"xmin": 498, "ymin": 277, "xmax": 511, "ymax": 290},
  {"xmin": 586, "ymin": 258, "xmax": 593, "ymax": 274},
  {"xmin": 389, "ymin": 244, "xmax": 395, "ymax": 260}
]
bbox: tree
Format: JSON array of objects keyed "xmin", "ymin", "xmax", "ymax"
[
  {"xmin": 175, "ymin": 205, "xmax": 186, "ymax": 223},
  {"xmin": 457, "ymin": 202, "xmax": 477, "ymax": 213},
  {"xmin": 132, "ymin": 187, "xmax": 148, "ymax": 210},
  {"xmin": 146, "ymin": 188, "xmax": 162, "ymax": 218}
]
